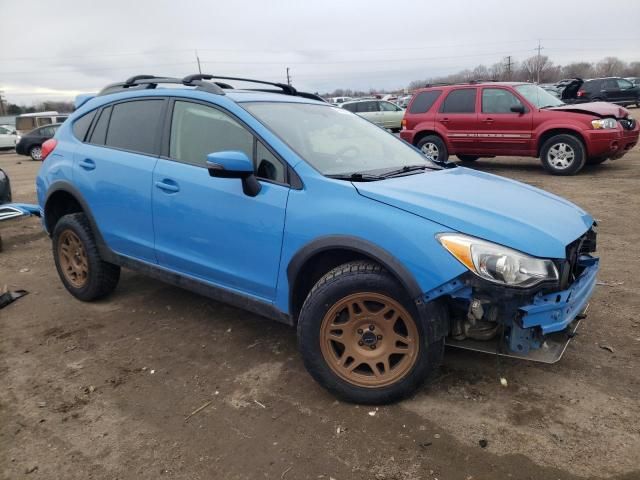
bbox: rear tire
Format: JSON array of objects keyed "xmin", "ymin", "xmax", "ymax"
[
  {"xmin": 52, "ymin": 213, "xmax": 120, "ymax": 301},
  {"xmin": 29, "ymin": 145, "xmax": 42, "ymax": 161},
  {"xmin": 540, "ymin": 134, "xmax": 586, "ymax": 176},
  {"xmin": 457, "ymin": 155, "xmax": 479, "ymax": 162},
  {"xmin": 297, "ymin": 261, "xmax": 445, "ymax": 404},
  {"xmin": 416, "ymin": 135, "xmax": 448, "ymax": 163}
]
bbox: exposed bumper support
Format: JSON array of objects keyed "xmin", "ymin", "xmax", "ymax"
[{"xmin": 0, "ymin": 203, "xmax": 42, "ymax": 222}]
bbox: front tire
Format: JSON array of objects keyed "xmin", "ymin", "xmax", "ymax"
[
  {"xmin": 540, "ymin": 134, "xmax": 586, "ymax": 175},
  {"xmin": 416, "ymin": 135, "xmax": 448, "ymax": 163},
  {"xmin": 52, "ymin": 213, "xmax": 120, "ymax": 301},
  {"xmin": 297, "ymin": 261, "xmax": 445, "ymax": 404},
  {"xmin": 29, "ymin": 145, "xmax": 42, "ymax": 161}
]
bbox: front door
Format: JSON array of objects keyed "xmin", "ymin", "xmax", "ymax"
[
  {"xmin": 435, "ymin": 87, "xmax": 478, "ymax": 153},
  {"xmin": 357, "ymin": 101, "xmax": 384, "ymax": 127},
  {"xmin": 152, "ymin": 100, "xmax": 289, "ymax": 301},
  {"xmin": 378, "ymin": 101, "xmax": 404, "ymax": 130},
  {"xmin": 477, "ymin": 87, "xmax": 533, "ymax": 154}
]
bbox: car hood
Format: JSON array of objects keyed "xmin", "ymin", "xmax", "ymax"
[
  {"xmin": 354, "ymin": 167, "xmax": 593, "ymax": 259},
  {"xmin": 549, "ymin": 101, "xmax": 630, "ymax": 118}
]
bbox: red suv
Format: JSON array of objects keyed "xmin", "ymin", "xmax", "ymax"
[{"xmin": 401, "ymin": 82, "xmax": 639, "ymax": 175}]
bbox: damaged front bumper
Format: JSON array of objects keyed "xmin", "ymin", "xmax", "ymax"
[
  {"xmin": 424, "ymin": 255, "xmax": 599, "ymax": 363},
  {"xmin": 0, "ymin": 203, "xmax": 41, "ymax": 222}
]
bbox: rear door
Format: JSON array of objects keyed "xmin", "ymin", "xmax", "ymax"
[
  {"xmin": 0, "ymin": 126, "xmax": 14, "ymax": 148},
  {"xmin": 477, "ymin": 87, "xmax": 533, "ymax": 154},
  {"xmin": 601, "ymin": 79, "xmax": 622, "ymax": 103},
  {"xmin": 435, "ymin": 88, "xmax": 478, "ymax": 152},
  {"xmin": 73, "ymin": 98, "xmax": 166, "ymax": 263},
  {"xmin": 357, "ymin": 101, "xmax": 383, "ymax": 126}
]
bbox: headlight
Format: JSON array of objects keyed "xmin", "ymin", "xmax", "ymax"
[
  {"xmin": 437, "ymin": 233, "xmax": 559, "ymax": 288},
  {"xmin": 591, "ymin": 118, "xmax": 617, "ymax": 129}
]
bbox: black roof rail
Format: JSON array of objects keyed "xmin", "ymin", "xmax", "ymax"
[
  {"xmin": 182, "ymin": 74, "xmax": 298, "ymax": 96},
  {"xmin": 98, "ymin": 75, "xmax": 225, "ymax": 96},
  {"xmin": 98, "ymin": 73, "xmax": 325, "ymax": 102},
  {"xmin": 423, "ymin": 79, "xmax": 499, "ymax": 88}
]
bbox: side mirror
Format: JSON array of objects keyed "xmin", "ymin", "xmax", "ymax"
[
  {"xmin": 510, "ymin": 104, "xmax": 525, "ymax": 114},
  {"xmin": 206, "ymin": 150, "xmax": 261, "ymax": 197}
]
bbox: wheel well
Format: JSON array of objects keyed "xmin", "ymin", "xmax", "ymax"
[
  {"xmin": 44, "ymin": 190, "xmax": 84, "ymax": 233},
  {"xmin": 537, "ymin": 129, "xmax": 586, "ymax": 157},
  {"xmin": 412, "ymin": 130, "xmax": 440, "ymax": 146}
]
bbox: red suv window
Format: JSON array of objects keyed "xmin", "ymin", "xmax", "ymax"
[
  {"xmin": 440, "ymin": 88, "xmax": 477, "ymax": 113},
  {"xmin": 408, "ymin": 90, "xmax": 442, "ymax": 114}
]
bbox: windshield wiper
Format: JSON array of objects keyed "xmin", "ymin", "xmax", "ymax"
[
  {"xmin": 379, "ymin": 164, "xmax": 433, "ymax": 178},
  {"xmin": 326, "ymin": 172, "xmax": 386, "ymax": 182}
]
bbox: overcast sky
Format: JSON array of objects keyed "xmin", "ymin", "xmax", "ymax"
[{"xmin": 1, "ymin": 0, "xmax": 638, "ymax": 104}]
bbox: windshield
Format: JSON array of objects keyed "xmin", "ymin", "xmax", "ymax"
[
  {"xmin": 243, "ymin": 102, "xmax": 434, "ymax": 176},
  {"xmin": 515, "ymin": 84, "xmax": 564, "ymax": 108}
]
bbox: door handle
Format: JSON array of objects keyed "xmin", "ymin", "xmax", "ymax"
[
  {"xmin": 155, "ymin": 180, "xmax": 180, "ymax": 193},
  {"xmin": 441, "ymin": 117, "xmax": 450, "ymax": 123},
  {"xmin": 79, "ymin": 158, "xmax": 95, "ymax": 170},
  {"xmin": 483, "ymin": 118, "xmax": 494, "ymax": 123}
]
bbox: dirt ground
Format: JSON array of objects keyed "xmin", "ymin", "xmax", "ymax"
[{"xmin": 1, "ymin": 116, "xmax": 639, "ymax": 479}]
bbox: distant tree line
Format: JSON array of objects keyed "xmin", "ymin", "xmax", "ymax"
[
  {"xmin": 323, "ymin": 56, "xmax": 640, "ymax": 98},
  {"xmin": 3, "ymin": 100, "xmax": 75, "ymax": 115}
]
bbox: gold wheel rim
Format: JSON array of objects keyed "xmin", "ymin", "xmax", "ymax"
[
  {"xmin": 320, "ymin": 292, "xmax": 420, "ymax": 388},
  {"xmin": 58, "ymin": 230, "xmax": 89, "ymax": 288}
]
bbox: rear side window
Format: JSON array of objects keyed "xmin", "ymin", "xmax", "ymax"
[
  {"xmin": 105, "ymin": 100, "xmax": 164, "ymax": 155},
  {"xmin": 72, "ymin": 110, "xmax": 97, "ymax": 141},
  {"xmin": 408, "ymin": 91, "xmax": 442, "ymax": 114},
  {"xmin": 341, "ymin": 103, "xmax": 357, "ymax": 113},
  {"xmin": 441, "ymin": 88, "xmax": 477, "ymax": 113},
  {"xmin": 356, "ymin": 101, "xmax": 378, "ymax": 113},
  {"xmin": 89, "ymin": 107, "xmax": 111, "ymax": 145}
]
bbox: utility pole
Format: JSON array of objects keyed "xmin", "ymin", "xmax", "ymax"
[
  {"xmin": 286, "ymin": 67, "xmax": 291, "ymax": 86},
  {"xmin": 535, "ymin": 39, "xmax": 544, "ymax": 84},
  {"xmin": 0, "ymin": 91, "xmax": 5, "ymax": 115},
  {"xmin": 195, "ymin": 50, "xmax": 202, "ymax": 75},
  {"xmin": 504, "ymin": 56, "xmax": 513, "ymax": 81}
]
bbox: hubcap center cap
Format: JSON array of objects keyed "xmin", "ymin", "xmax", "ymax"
[{"xmin": 361, "ymin": 330, "xmax": 377, "ymax": 346}]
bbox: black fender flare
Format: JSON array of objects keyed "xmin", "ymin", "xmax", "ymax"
[
  {"xmin": 44, "ymin": 181, "xmax": 115, "ymax": 262},
  {"xmin": 287, "ymin": 235, "xmax": 447, "ymax": 339},
  {"xmin": 287, "ymin": 235, "xmax": 423, "ymax": 303}
]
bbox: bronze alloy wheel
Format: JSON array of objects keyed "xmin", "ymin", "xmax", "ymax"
[
  {"xmin": 58, "ymin": 229, "xmax": 89, "ymax": 288},
  {"xmin": 320, "ymin": 292, "xmax": 419, "ymax": 388}
]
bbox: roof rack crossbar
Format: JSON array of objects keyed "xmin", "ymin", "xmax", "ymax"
[
  {"xmin": 98, "ymin": 76, "xmax": 225, "ymax": 96},
  {"xmin": 182, "ymin": 74, "xmax": 298, "ymax": 96}
]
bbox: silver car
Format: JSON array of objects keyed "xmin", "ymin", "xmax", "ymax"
[{"xmin": 340, "ymin": 99, "xmax": 405, "ymax": 131}]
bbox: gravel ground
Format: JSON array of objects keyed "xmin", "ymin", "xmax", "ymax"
[{"xmin": 1, "ymin": 114, "xmax": 639, "ymax": 479}]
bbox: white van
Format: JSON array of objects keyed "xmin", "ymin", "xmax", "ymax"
[{"xmin": 15, "ymin": 112, "xmax": 69, "ymax": 135}]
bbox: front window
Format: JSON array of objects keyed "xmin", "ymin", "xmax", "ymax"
[
  {"xmin": 244, "ymin": 102, "xmax": 435, "ymax": 177},
  {"xmin": 515, "ymin": 84, "xmax": 564, "ymax": 108}
]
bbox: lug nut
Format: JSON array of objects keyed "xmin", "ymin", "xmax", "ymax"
[
  {"xmin": 370, "ymin": 345, "xmax": 376, "ymax": 350},
  {"xmin": 358, "ymin": 340, "xmax": 364, "ymax": 346},
  {"xmin": 369, "ymin": 325, "xmax": 375, "ymax": 331},
  {"xmin": 357, "ymin": 328, "xmax": 363, "ymax": 334},
  {"xmin": 377, "ymin": 334, "xmax": 383, "ymax": 340}
]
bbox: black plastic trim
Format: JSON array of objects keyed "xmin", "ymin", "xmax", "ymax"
[{"xmin": 287, "ymin": 235, "xmax": 423, "ymax": 303}]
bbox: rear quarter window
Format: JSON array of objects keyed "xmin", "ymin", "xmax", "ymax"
[
  {"xmin": 408, "ymin": 90, "xmax": 442, "ymax": 114},
  {"xmin": 440, "ymin": 88, "xmax": 477, "ymax": 113},
  {"xmin": 72, "ymin": 110, "xmax": 97, "ymax": 142}
]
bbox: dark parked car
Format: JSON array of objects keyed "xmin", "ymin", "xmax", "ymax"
[
  {"xmin": 16, "ymin": 124, "xmax": 61, "ymax": 160},
  {"xmin": 563, "ymin": 78, "xmax": 640, "ymax": 107}
]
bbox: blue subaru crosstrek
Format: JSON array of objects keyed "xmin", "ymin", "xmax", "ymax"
[{"xmin": 36, "ymin": 74, "xmax": 599, "ymax": 404}]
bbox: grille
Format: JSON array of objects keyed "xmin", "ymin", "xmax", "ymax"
[{"xmin": 619, "ymin": 118, "xmax": 636, "ymax": 130}]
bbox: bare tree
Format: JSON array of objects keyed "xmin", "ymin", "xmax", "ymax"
[
  {"xmin": 561, "ymin": 62, "xmax": 594, "ymax": 79},
  {"xmin": 596, "ymin": 57, "xmax": 626, "ymax": 77},
  {"xmin": 520, "ymin": 55, "xmax": 555, "ymax": 83}
]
